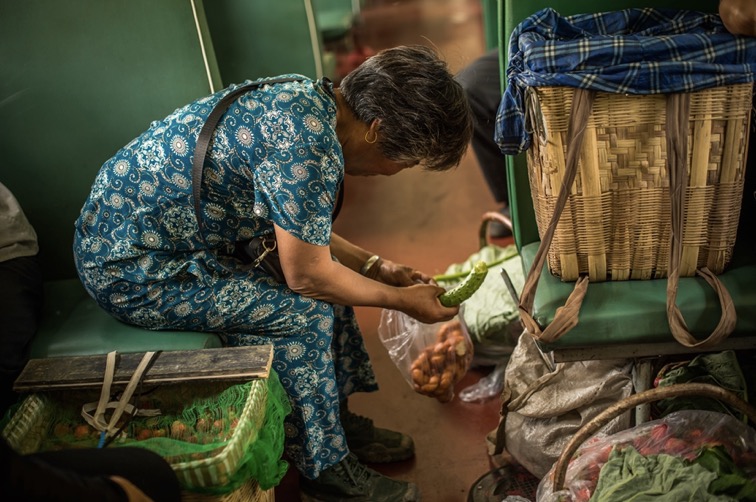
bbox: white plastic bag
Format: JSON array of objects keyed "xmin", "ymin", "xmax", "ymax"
[{"xmin": 378, "ymin": 309, "xmax": 474, "ymax": 403}]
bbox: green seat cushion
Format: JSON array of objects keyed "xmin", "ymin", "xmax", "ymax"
[
  {"xmin": 520, "ymin": 241, "xmax": 756, "ymax": 350},
  {"xmin": 31, "ymin": 280, "xmax": 222, "ymax": 358}
]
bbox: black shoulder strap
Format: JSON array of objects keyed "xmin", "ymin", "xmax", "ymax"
[
  {"xmin": 192, "ymin": 77, "xmax": 300, "ymax": 231},
  {"xmin": 191, "ymin": 77, "xmax": 344, "ymax": 237}
]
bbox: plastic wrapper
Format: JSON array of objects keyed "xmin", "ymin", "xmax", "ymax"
[
  {"xmin": 458, "ymin": 359, "xmax": 507, "ymax": 402},
  {"xmin": 537, "ymin": 410, "xmax": 756, "ymax": 502},
  {"xmin": 378, "ymin": 309, "xmax": 474, "ymax": 403}
]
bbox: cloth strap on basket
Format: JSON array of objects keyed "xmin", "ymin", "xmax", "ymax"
[
  {"xmin": 81, "ymin": 351, "xmax": 161, "ymax": 442},
  {"xmin": 517, "ymin": 88, "xmax": 737, "ymax": 349}
]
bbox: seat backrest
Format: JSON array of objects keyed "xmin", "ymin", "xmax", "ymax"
[
  {"xmin": 204, "ymin": 0, "xmax": 327, "ymax": 84},
  {"xmin": 497, "ymin": 0, "xmax": 718, "ymax": 250},
  {"xmin": 313, "ymin": 0, "xmax": 356, "ymax": 41},
  {"xmin": 0, "ymin": 0, "xmax": 222, "ymax": 281}
]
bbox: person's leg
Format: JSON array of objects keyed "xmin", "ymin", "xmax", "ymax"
[
  {"xmin": 0, "ymin": 255, "xmax": 43, "ymax": 415},
  {"xmin": 457, "ymin": 49, "xmax": 509, "ymax": 205},
  {"xmin": 90, "ymin": 265, "xmax": 418, "ymax": 499},
  {"xmin": 330, "ymin": 304, "xmax": 414, "ymax": 463},
  {"xmin": 32, "ymin": 446, "xmax": 182, "ymax": 502}
]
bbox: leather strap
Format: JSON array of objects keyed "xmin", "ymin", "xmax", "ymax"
[
  {"xmin": 517, "ymin": 88, "xmax": 595, "ymax": 343},
  {"xmin": 664, "ymin": 93, "xmax": 736, "ymax": 348},
  {"xmin": 518, "ymin": 89, "xmax": 736, "ymax": 347},
  {"xmin": 192, "ymin": 77, "xmax": 301, "ymax": 233}
]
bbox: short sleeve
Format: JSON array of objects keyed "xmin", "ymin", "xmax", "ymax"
[{"xmin": 254, "ymin": 81, "xmax": 342, "ymax": 247}]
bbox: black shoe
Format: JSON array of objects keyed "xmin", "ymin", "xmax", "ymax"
[
  {"xmin": 299, "ymin": 452, "xmax": 420, "ymax": 502},
  {"xmin": 340, "ymin": 404, "xmax": 415, "ymax": 463}
]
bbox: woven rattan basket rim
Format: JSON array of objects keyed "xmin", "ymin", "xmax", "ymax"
[{"xmin": 526, "ymin": 83, "xmax": 752, "ymax": 281}]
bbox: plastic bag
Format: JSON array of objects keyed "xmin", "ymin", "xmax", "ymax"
[
  {"xmin": 537, "ymin": 409, "xmax": 756, "ymax": 502},
  {"xmin": 458, "ymin": 359, "xmax": 507, "ymax": 403},
  {"xmin": 378, "ymin": 309, "xmax": 474, "ymax": 403}
]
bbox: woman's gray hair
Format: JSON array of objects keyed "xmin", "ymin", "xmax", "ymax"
[{"xmin": 339, "ymin": 45, "xmax": 473, "ymax": 172}]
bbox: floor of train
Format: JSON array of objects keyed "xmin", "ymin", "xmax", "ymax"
[{"xmin": 276, "ymin": 1, "xmax": 514, "ymax": 500}]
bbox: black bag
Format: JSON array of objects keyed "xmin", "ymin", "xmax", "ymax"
[
  {"xmin": 234, "ymin": 235, "xmax": 286, "ymax": 283},
  {"xmin": 192, "ymin": 77, "xmax": 342, "ymax": 284}
]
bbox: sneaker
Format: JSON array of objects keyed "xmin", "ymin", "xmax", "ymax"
[
  {"xmin": 341, "ymin": 403, "xmax": 415, "ymax": 463},
  {"xmin": 300, "ymin": 452, "xmax": 420, "ymax": 502}
]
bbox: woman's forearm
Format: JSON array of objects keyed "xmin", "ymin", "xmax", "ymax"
[{"xmin": 329, "ymin": 233, "xmax": 377, "ymax": 274}]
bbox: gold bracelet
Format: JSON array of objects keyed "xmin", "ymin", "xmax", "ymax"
[{"xmin": 359, "ymin": 254, "xmax": 381, "ymax": 276}]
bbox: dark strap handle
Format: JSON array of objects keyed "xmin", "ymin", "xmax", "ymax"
[
  {"xmin": 665, "ymin": 93, "xmax": 736, "ymax": 348},
  {"xmin": 517, "ymin": 88, "xmax": 595, "ymax": 343},
  {"xmin": 192, "ymin": 77, "xmax": 301, "ymax": 232},
  {"xmin": 191, "ymin": 77, "xmax": 344, "ymax": 239}
]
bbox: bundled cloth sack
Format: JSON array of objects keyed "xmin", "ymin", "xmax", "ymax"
[{"xmin": 489, "ymin": 334, "xmax": 633, "ymax": 478}]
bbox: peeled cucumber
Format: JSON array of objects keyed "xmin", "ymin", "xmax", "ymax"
[{"xmin": 438, "ymin": 260, "xmax": 488, "ymax": 307}]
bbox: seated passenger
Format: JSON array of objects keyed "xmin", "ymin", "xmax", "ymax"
[{"xmin": 73, "ymin": 45, "xmax": 473, "ymax": 501}]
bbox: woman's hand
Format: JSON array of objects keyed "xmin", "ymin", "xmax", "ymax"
[
  {"xmin": 400, "ymin": 283, "xmax": 459, "ymax": 324},
  {"xmin": 371, "ymin": 258, "xmax": 435, "ymax": 286}
]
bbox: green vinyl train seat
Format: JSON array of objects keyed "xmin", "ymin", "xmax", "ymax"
[
  {"xmin": 1, "ymin": 0, "xmax": 225, "ymax": 356},
  {"xmin": 497, "ymin": 0, "xmax": 756, "ymax": 360},
  {"xmin": 313, "ymin": 0, "xmax": 359, "ymax": 43},
  {"xmin": 204, "ymin": 0, "xmax": 335, "ymax": 83}
]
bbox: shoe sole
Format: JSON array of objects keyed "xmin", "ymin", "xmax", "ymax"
[
  {"xmin": 300, "ymin": 482, "xmax": 420, "ymax": 502},
  {"xmin": 351, "ymin": 443, "xmax": 415, "ymax": 464}
]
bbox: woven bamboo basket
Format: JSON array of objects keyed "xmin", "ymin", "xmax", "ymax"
[
  {"xmin": 182, "ymin": 480, "xmax": 273, "ymax": 502},
  {"xmin": 527, "ymin": 83, "xmax": 753, "ymax": 282},
  {"xmin": 1, "ymin": 379, "xmax": 270, "ymax": 495}
]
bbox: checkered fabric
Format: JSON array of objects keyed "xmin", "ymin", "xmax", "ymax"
[{"xmin": 496, "ymin": 7, "xmax": 756, "ymax": 155}]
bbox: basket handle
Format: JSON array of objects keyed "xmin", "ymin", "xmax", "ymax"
[
  {"xmin": 517, "ymin": 88, "xmax": 595, "ymax": 343},
  {"xmin": 478, "ymin": 210, "xmax": 513, "ymax": 249},
  {"xmin": 551, "ymin": 382, "xmax": 756, "ymax": 493},
  {"xmin": 665, "ymin": 93, "xmax": 737, "ymax": 348}
]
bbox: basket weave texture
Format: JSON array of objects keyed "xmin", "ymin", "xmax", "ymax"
[
  {"xmin": 1, "ymin": 379, "xmax": 269, "ymax": 494},
  {"xmin": 182, "ymin": 479, "xmax": 273, "ymax": 502},
  {"xmin": 527, "ymin": 83, "xmax": 753, "ymax": 282}
]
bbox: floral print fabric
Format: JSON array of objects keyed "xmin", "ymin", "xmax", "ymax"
[{"xmin": 73, "ymin": 76, "xmax": 378, "ymax": 479}]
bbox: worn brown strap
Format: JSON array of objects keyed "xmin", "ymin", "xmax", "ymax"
[
  {"xmin": 665, "ymin": 93, "xmax": 736, "ymax": 348},
  {"xmin": 518, "ymin": 88, "xmax": 595, "ymax": 343}
]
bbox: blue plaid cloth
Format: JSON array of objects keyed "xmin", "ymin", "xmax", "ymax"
[{"xmin": 496, "ymin": 8, "xmax": 756, "ymax": 155}]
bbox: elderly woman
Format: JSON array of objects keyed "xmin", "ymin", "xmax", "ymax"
[{"xmin": 74, "ymin": 45, "xmax": 472, "ymax": 501}]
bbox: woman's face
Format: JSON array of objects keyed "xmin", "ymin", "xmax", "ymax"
[{"xmin": 344, "ymin": 141, "xmax": 418, "ymax": 177}]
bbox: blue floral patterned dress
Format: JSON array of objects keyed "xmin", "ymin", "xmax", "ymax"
[{"xmin": 73, "ymin": 76, "xmax": 378, "ymax": 479}]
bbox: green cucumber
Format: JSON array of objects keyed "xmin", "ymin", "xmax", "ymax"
[{"xmin": 438, "ymin": 260, "xmax": 488, "ymax": 307}]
